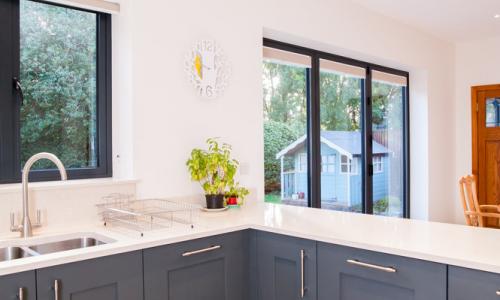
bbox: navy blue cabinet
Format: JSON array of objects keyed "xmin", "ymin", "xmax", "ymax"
[
  {"xmin": 143, "ymin": 230, "xmax": 249, "ymax": 300},
  {"xmin": 449, "ymin": 266, "xmax": 500, "ymax": 300},
  {"xmin": 36, "ymin": 251, "xmax": 143, "ymax": 300},
  {"xmin": 256, "ymin": 231, "xmax": 317, "ymax": 300},
  {"xmin": 0, "ymin": 271, "xmax": 36, "ymax": 300},
  {"xmin": 317, "ymin": 243, "xmax": 446, "ymax": 300}
]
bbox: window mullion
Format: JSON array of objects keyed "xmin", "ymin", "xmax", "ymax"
[
  {"xmin": 308, "ymin": 54, "xmax": 321, "ymax": 209},
  {"xmin": 0, "ymin": 0, "xmax": 21, "ymax": 183},
  {"xmin": 363, "ymin": 69, "xmax": 374, "ymax": 214}
]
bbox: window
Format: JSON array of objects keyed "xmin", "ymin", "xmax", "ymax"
[
  {"xmin": 373, "ymin": 156, "xmax": 383, "ymax": 173},
  {"xmin": 340, "ymin": 155, "xmax": 358, "ymax": 175},
  {"xmin": 262, "ymin": 46, "xmax": 311, "ymax": 205},
  {"xmin": 298, "ymin": 153, "xmax": 308, "ymax": 172},
  {"xmin": 321, "ymin": 155, "xmax": 335, "ymax": 173},
  {"xmin": 262, "ymin": 39, "xmax": 409, "ymax": 218},
  {"xmin": 0, "ymin": 0, "xmax": 112, "ymax": 183}
]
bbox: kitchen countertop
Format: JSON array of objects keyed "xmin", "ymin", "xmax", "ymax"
[{"xmin": 2, "ymin": 201, "xmax": 500, "ymax": 276}]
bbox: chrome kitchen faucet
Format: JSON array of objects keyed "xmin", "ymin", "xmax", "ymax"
[{"xmin": 11, "ymin": 153, "xmax": 67, "ymax": 238}]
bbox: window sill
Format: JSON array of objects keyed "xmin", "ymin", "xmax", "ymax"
[{"xmin": 0, "ymin": 178, "xmax": 139, "ymax": 195}]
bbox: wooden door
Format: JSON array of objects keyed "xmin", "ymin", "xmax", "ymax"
[
  {"xmin": 317, "ymin": 243, "xmax": 446, "ymax": 300},
  {"xmin": 256, "ymin": 231, "xmax": 317, "ymax": 300},
  {"xmin": 143, "ymin": 231, "xmax": 249, "ymax": 300},
  {"xmin": 37, "ymin": 251, "xmax": 143, "ymax": 300},
  {"xmin": 0, "ymin": 271, "xmax": 36, "ymax": 300},
  {"xmin": 472, "ymin": 85, "xmax": 500, "ymax": 226}
]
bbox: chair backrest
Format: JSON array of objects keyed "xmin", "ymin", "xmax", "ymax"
[{"xmin": 459, "ymin": 175, "xmax": 483, "ymax": 227}]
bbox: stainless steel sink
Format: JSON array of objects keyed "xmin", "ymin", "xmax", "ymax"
[
  {"xmin": 28, "ymin": 237, "xmax": 107, "ymax": 255},
  {"xmin": 0, "ymin": 246, "xmax": 32, "ymax": 262}
]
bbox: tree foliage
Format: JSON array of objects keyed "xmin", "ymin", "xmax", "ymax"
[
  {"xmin": 20, "ymin": 0, "xmax": 97, "ymax": 169},
  {"xmin": 263, "ymin": 121, "xmax": 297, "ymax": 192}
]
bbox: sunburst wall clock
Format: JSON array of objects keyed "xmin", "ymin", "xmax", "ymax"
[{"xmin": 185, "ymin": 40, "xmax": 230, "ymax": 99}]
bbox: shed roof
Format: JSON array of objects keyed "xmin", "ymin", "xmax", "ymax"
[{"xmin": 276, "ymin": 131, "xmax": 390, "ymax": 159}]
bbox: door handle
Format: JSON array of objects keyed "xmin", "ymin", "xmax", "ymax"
[
  {"xmin": 54, "ymin": 279, "xmax": 60, "ymax": 300},
  {"xmin": 182, "ymin": 245, "xmax": 221, "ymax": 257},
  {"xmin": 13, "ymin": 77, "xmax": 24, "ymax": 106},
  {"xmin": 18, "ymin": 287, "xmax": 24, "ymax": 300},
  {"xmin": 346, "ymin": 259, "xmax": 397, "ymax": 273},
  {"xmin": 300, "ymin": 249, "xmax": 306, "ymax": 298}
]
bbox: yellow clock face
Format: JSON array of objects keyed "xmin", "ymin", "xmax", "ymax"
[{"xmin": 185, "ymin": 40, "xmax": 229, "ymax": 99}]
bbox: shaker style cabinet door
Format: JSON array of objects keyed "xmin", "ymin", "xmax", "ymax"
[
  {"xmin": 449, "ymin": 266, "xmax": 500, "ymax": 300},
  {"xmin": 317, "ymin": 243, "xmax": 446, "ymax": 300},
  {"xmin": 36, "ymin": 251, "xmax": 143, "ymax": 300},
  {"xmin": 0, "ymin": 271, "xmax": 36, "ymax": 300},
  {"xmin": 143, "ymin": 231, "xmax": 249, "ymax": 300},
  {"xmin": 256, "ymin": 231, "xmax": 317, "ymax": 300}
]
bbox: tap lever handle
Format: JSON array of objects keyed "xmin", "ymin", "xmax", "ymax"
[{"xmin": 35, "ymin": 209, "xmax": 42, "ymax": 226}]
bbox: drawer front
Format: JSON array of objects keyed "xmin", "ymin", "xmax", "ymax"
[
  {"xmin": 36, "ymin": 251, "xmax": 143, "ymax": 300},
  {"xmin": 318, "ymin": 243, "xmax": 446, "ymax": 300},
  {"xmin": 0, "ymin": 271, "xmax": 36, "ymax": 300},
  {"xmin": 449, "ymin": 266, "xmax": 500, "ymax": 300},
  {"xmin": 143, "ymin": 230, "xmax": 249, "ymax": 300}
]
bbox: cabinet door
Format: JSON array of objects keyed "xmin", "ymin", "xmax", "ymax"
[
  {"xmin": 0, "ymin": 271, "xmax": 36, "ymax": 300},
  {"xmin": 256, "ymin": 231, "xmax": 317, "ymax": 300},
  {"xmin": 37, "ymin": 251, "xmax": 143, "ymax": 300},
  {"xmin": 449, "ymin": 266, "xmax": 500, "ymax": 300},
  {"xmin": 317, "ymin": 243, "xmax": 446, "ymax": 300},
  {"xmin": 143, "ymin": 231, "xmax": 249, "ymax": 300}
]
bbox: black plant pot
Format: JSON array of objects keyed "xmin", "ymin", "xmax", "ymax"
[{"xmin": 205, "ymin": 194, "xmax": 225, "ymax": 209}]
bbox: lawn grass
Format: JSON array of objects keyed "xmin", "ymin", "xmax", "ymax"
[{"xmin": 265, "ymin": 193, "xmax": 282, "ymax": 204}]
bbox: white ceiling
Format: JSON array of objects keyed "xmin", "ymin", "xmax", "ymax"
[{"xmin": 350, "ymin": 0, "xmax": 500, "ymax": 42}]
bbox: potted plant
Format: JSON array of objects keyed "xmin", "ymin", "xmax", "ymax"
[
  {"xmin": 225, "ymin": 183, "xmax": 250, "ymax": 206},
  {"xmin": 186, "ymin": 138, "xmax": 239, "ymax": 209}
]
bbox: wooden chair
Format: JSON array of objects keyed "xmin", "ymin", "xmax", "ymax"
[{"xmin": 459, "ymin": 175, "xmax": 500, "ymax": 227}]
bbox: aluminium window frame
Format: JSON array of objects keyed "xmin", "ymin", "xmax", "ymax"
[
  {"xmin": 0, "ymin": 0, "xmax": 112, "ymax": 184},
  {"xmin": 263, "ymin": 38, "xmax": 410, "ymax": 218}
]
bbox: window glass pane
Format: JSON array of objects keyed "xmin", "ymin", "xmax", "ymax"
[
  {"xmin": 486, "ymin": 98, "xmax": 500, "ymax": 128},
  {"xmin": 372, "ymin": 71, "xmax": 406, "ymax": 217},
  {"xmin": 20, "ymin": 0, "xmax": 98, "ymax": 170},
  {"xmin": 263, "ymin": 48, "xmax": 310, "ymax": 207},
  {"xmin": 319, "ymin": 59, "xmax": 364, "ymax": 213}
]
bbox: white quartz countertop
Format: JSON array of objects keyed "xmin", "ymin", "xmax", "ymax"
[{"xmin": 2, "ymin": 202, "xmax": 500, "ymax": 276}]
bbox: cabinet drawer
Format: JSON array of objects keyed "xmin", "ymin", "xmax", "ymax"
[
  {"xmin": 0, "ymin": 271, "xmax": 36, "ymax": 300},
  {"xmin": 143, "ymin": 230, "xmax": 249, "ymax": 300},
  {"xmin": 449, "ymin": 266, "xmax": 500, "ymax": 300},
  {"xmin": 317, "ymin": 243, "xmax": 446, "ymax": 300}
]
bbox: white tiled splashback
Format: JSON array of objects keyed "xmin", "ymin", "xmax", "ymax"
[{"xmin": 0, "ymin": 179, "xmax": 137, "ymax": 237}]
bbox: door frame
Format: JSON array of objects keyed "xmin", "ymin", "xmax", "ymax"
[{"xmin": 471, "ymin": 84, "xmax": 500, "ymax": 178}]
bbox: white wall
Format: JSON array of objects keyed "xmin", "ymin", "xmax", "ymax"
[
  {"xmin": 454, "ymin": 36, "xmax": 500, "ymax": 223},
  {"xmin": 115, "ymin": 0, "xmax": 456, "ymax": 222}
]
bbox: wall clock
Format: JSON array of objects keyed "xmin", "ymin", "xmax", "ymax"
[{"xmin": 185, "ymin": 40, "xmax": 230, "ymax": 99}]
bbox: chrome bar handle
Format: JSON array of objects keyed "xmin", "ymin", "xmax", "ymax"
[
  {"xmin": 300, "ymin": 249, "xmax": 305, "ymax": 298},
  {"xmin": 54, "ymin": 279, "xmax": 60, "ymax": 300},
  {"xmin": 18, "ymin": 287, "xmax": 24, "ymax": 300},
  {"xmin": 182, "ymin": 245, "xmax": 221, "ymax": 257},
  {"xmin": 347, "ymin": 259, "xmax": 397, "ymax": 273},
  {"xmin": 496, "ymin": 290, "xmax": 500, "ymax": 296}
]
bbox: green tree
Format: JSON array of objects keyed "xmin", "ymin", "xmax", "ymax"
[
  {"xmin": 20, "ymin": 0, "xmax": 97, "ymax": 169},
  {"xmin": 263, "ymin": 121, "xmax": 298, "ymax": 193}
]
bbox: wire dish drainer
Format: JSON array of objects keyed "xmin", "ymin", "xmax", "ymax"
[{"xmin": 97, "ymin": 194, "xmax": 201, "ymax": 236}]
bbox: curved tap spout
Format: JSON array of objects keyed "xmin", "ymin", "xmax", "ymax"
[{"xmin": 19, "ymin": 153, "xmax": 67, "ymax": 238}]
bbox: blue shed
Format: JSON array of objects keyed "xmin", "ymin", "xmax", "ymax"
[{"xmin": 275, "ymin": 131, "xmax": 390, "ymax": 210}]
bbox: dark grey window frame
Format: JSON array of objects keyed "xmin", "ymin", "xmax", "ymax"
[
  {"xmin": 0, "ymin": 0, "xmax": 112, "ymax": 184},
  {"xmin": 263, "ymin": 38, "xmax": 410, "ymax": 218}
]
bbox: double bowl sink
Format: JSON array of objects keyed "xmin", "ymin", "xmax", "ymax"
[{"xmin": 0, "ymin": 234, "xmax": 112, "ymax": 262}]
